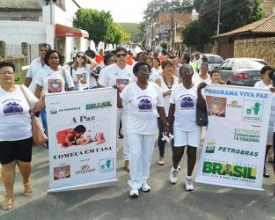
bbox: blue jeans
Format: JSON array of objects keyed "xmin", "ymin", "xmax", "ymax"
[{"xmin": 40, "ymin": 108, "xmax": 48, "ymax": 136}]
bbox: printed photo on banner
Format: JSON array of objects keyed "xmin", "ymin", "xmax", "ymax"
[
  {"xmin": 55, "ymin": 121, "xmax": 107, "ymax": 150},
  {"xmin": 53, "ymin": 165, "xmax": 71, "ymax": 180},
  {"xmin": 206, "ymin": 96, "xmax": 227, "ymax": 117}
]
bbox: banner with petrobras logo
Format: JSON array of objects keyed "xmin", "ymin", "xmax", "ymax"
[
  {"xmin": 195, "ymin": 85, "xmax": 272, "ymax": 190},
  {"xmin": 46, "ymin": 88, "xmax": 117, "ymax": 192}
]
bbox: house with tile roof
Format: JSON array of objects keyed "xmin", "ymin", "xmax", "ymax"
[{"xmin": 212, "ymin": 14, "xmax": 275, "ymax": 65}]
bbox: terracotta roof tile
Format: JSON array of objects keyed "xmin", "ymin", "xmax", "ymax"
[{"xmin": 213, "ymin": 14, "xmax": 275, "ymax": 38}]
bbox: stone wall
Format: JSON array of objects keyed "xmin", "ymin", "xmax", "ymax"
[{"xmin": 234, "ymin": 37, "xmax": 275, "ymax": 66}]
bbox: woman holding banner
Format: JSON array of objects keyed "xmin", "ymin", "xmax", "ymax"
[
  {"xmin": 34, "ymin": 50, "xmax": 74, "ymax": 145},
  {"xmin": 117, "ymin": 62, "xmax": 170, "ymax": 198},
  {"xmin": 168, "ymin": 64, "xmax": 207, "ymax": 191}
]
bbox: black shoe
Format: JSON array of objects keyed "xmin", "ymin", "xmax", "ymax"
[{"xmin": 263, "ymin": 172, "xmax": 270, "ymax": 178}]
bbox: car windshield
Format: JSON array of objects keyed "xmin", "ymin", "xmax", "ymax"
[{"xmin": 236, "ymin": 59, "xmax": 266, "ymax": 69}]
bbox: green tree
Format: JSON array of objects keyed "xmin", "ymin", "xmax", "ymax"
[
  {"xmin": 73, "ymin": 8, "xmax": 124, "ymax": 45},
  {"xmin": 185, "ymin": 0, "xmax": 265, "ymax": 49},
  {"xmin": 194, "ymin": 0, "xmax": 265, "ymax": 34},
  {"xmin": 183, "ymin": 20, "xmax": 208, "ymax": 51}
]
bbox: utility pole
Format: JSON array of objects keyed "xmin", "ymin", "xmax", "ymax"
[
  {"xmin": 217, "ymin": 0, "xmax": 221, "ymax": 35},
  {"xmin": 171, "ymin": 0, "xmax": 175, "ymax": 51}
]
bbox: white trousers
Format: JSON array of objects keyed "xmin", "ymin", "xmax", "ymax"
[
  {"xmin": 127, "ymin": 133, "xmax": 155, "ymax": 189},
  {"xmin": 117, "ymin": 108, "xmax": 129, "ymax": 160}
]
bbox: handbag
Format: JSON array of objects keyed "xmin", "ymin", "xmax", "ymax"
[
  {"xmin": 20, "ymin": 86, "xmax": 48, "ymax": 147},
  {"xmin": 196, "ymin": 104, "xmax": 208, "ymax": 126}
]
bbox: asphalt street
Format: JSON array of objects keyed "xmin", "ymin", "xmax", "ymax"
[{"xmin": 0, "ymin": 133, "xmax": 275, "ymax": 220}]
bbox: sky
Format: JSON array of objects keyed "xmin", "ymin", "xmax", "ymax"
[{"xmin": 75, "ymin": 0, "xmax": 152, "ymax": 23}]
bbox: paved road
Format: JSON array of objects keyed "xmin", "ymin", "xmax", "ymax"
[{"xmin": 0, "ymin": 136, "xmax": 275, "ymax": 220}]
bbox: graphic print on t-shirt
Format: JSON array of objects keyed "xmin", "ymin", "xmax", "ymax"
[
  {"xmin": 3, "ymin": 101, "xmax": 23, "ymax": 114},
  {"xmin": 138, "ymin": 96, "xmax": 153, "ymax": 111},
  {"xmin": 48, "ymin": 79, "xmax": 63, "ymax": 93},
  {"xmin": 180, "ymin": 94, "xmax": 195, "ymax": 109},
  {"xmin": 76, "ymin": 73, "xmax": 87, "ymax": 84},
  {"xmin": 116, "ymin": 78, "xmax": 129, "ymax": 91}
]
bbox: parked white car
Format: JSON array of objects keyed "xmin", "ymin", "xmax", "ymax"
[{"xmin": 203, "ymin": 53, "xmax": 224, "ymax": 71}]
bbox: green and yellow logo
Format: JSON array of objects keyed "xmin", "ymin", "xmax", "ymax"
[
  {"xmin": 203, "ymin": 161, "xmax": 256, "ymax": 179},
  {"xmin": 86, "ymin": 101, "xmax": 112, "ymax": 110}
]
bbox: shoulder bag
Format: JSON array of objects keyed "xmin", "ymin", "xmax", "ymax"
[
  {"xmin": 196, "ymin": 103, "xmax": 208, "ymax": 127},
  {"xmin": 20, "ymin": 86, "xmax": 48, "ymax": 147}
]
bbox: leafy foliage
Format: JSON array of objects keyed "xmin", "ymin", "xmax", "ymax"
[
  {"xmin": 183, "ymin": 20, "xmax": 208, "ymax": 51},
  {"xmin": 73, "ymin": 8, "xmax": 126, "ymax": 45},
  {"xmin": 117, "ymin": 23, "xmax": 142, "ymax": 43},
  {"xmin": 185, "ymin": 0, "xmax": 265, "ymax": 49}
]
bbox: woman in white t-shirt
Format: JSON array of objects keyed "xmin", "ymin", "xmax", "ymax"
[
  {"xmin": 0, "ymin": 61, "xmax": 45, "ymax": 210},
  {"xmin": 117, "ymin": 62, "xmax": 170, "ymax": 198},
  {"xmin": 193, "ymin": 62, "xmax": 211, "ymax": 85},
  {"xmin": 168, "ymin": 64, "xmax": 206, "ymax": 192},
  {"xmin": 155, "ymin": 60, "xmax": 179, "ymax": 165},
  {"xmin": 35, "ymin": 50, "xmax": 74, "ymax": 143},
  {"xmin": 152, "ymin": 58, "xmax": 162, "ymax": 76},
  {"xmin": 254, "ymin": 65, "xmax": 275, "ymax": 177},
  {"xmin": 70, "ymin": 51, "xmax": 98, "ymax": 90}
]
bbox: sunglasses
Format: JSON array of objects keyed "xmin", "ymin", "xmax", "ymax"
[
  {"xmin": 116, "ymin": 53, "xmax": 127, "ymax": 58},
  {"xmin": 77, "ymin": 55, "xmax": 85, "ymax": 59}
]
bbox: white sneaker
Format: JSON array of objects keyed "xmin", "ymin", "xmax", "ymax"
[
  {"xmin": 129, "ymin": 188, "xmax": 139, "ymax": 197},
  {"xmin": 185, "ymin": 178, "xmax": 194, "ymax": 191},
  {"xmin": 141, "ymin": 183, "xmax": 151, "ymax": 192},
  {"xmin": 170, "ymin": 167, "xmax": 179, "ymax": 184}
]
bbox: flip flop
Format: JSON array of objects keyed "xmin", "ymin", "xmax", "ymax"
[
  {"xmin": 23, "ymin": 183, "xmax": 33, "ymax": 197},
  {"xmin": 1, "ymin": 197, "xmax": 14, "ymax": 211}
]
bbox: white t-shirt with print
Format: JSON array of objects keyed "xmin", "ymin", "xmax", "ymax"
[
  {"xmin": 159, "ymin": 75, "xmax": 179, "ymax": 116},
  {"xmin": 72, "ymin": 66, "xmax": 90, "ymax": 90},
  {"xmin": 36, "ymin": 67, "xmax": 74, "ymax": 94},
  {"xmin": 98, "ymin": 63, "xmax": 135, "ymax": 87},
  {"xmin": 170, "ymin": 84, "xmax": 200, "ymax": 131},
  {"xmin": 26, "ymin": 57, "xmax": 45, "ymax": 93},
  {"xmin": 0, "ymin": 85, "xmax": 38, "ymax": 141},
  {"xmin": 120, "ymin": 82, "xmax": 164, "ymax": 135}
]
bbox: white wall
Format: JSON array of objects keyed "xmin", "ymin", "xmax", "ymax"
[{"xmin": 0, "ymin": 21, "xmax": 46, "ymax": 45}]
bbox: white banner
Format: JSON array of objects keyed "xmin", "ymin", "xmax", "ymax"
[
  {"xmin": 195, "ymin": 85, "xmax": 272, "ymax": 190},
  {"xmin": 46, "ymin": 88, "xmax": 117, "ymax": 192}
]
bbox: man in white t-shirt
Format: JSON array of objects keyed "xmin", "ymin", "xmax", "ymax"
[
  {"xmin": 24, "ymin": 43, "xmax": 51, "ymax": 93},
  {"xmin": 98, "ymin": 46, "xmax": 135, "ymax": 172}
]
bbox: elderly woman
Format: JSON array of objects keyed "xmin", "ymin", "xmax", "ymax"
[
  {"xmin": 35, "ymin": 50, "xmax": 74, "ymax": 143},
  {"xmin": 155, "ymin": 60, "xmax": 179, "ymax": 165},
  {"xmin": 117, "ymin": 62, "xmax": 170, "ymax": 198},
  {"xmin": 0, "ymin": 61, "xmax": 45, "ymax": 210},
  {"xmin": 193, "ymin": 62, "xmax": 211, "ymax": 85},
  {"xmin": 168, "ymin": 64, "xmax": 206, "ymax": 191}
]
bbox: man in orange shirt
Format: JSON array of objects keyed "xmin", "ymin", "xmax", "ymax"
[
  {"xmin": 126, "ymin": 51, "xmax": 134, "ymax": 66},
  {"xmin": 95, "ymin": 49, "xmax": 104, "ymax": 66}
]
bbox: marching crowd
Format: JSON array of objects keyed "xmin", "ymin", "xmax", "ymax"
[{"xmin": 0, "ymin": 43, "xmax": 274, "ymax": 209}]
